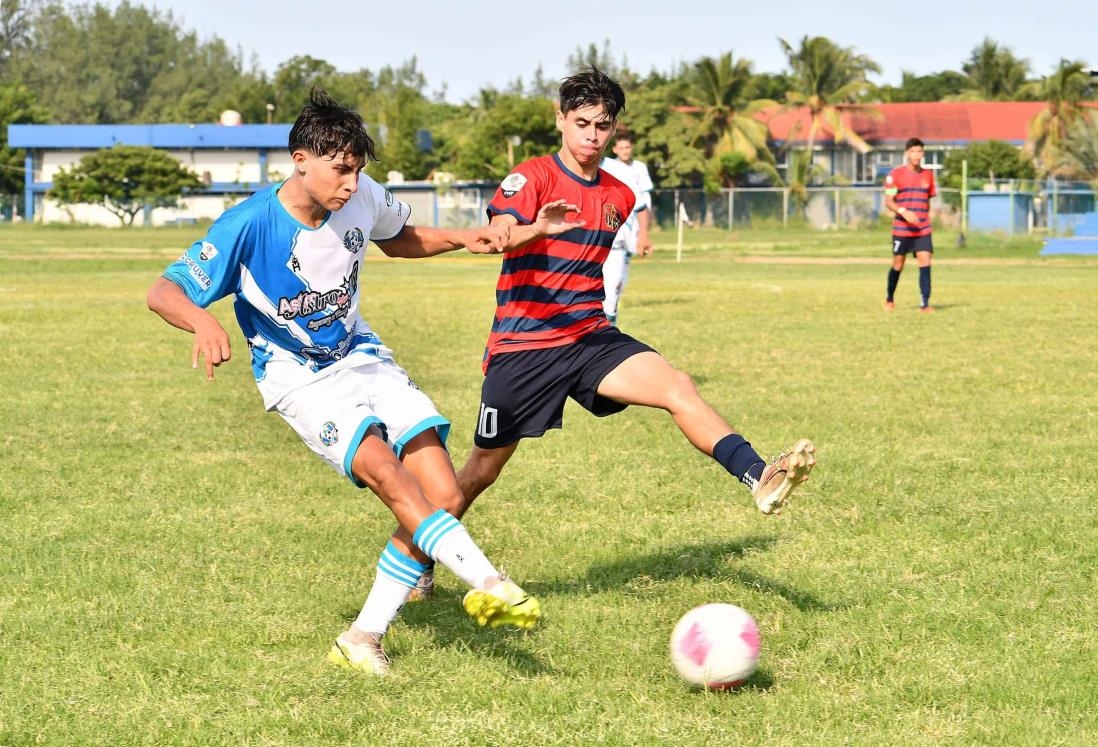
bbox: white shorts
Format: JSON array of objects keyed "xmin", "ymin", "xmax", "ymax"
[{"xmin": 274, "ymin": 358, "xmax": 450, "ymax": 487}]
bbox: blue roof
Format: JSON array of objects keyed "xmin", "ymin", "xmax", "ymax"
[{"xmin": 8, "ymin": 124, "xmax": 292, "ymax": 149}]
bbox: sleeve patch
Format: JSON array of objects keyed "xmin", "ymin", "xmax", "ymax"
[{"xmin": 501, "ymin": 172, "xmax": 527, "ymax": 198}]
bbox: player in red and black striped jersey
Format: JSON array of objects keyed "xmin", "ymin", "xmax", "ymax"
[
  {"xmin": 884, "ymin": 137, "xmax": 936, "ymax": 312},
  {"xmin": 449, "ymin": 67, "xmax": 815, "ymax": 548}
]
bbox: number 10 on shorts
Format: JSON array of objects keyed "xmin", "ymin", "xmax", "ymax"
[{"xmin": 477, "ymin": 403, "xmax": 498, "ymax": 439}]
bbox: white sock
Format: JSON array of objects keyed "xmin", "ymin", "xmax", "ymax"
[
  {"xmin": 412, "ymin": 510, "xmax": 498, "ymax": 589},
  {"xmin": 352, "ymin": 540, "xmax": 427, "ymax": 636}
]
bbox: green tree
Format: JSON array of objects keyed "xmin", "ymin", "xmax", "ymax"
[
  {"xmin": 682, "ymin": 52, "xmax": 775, "ymax": 178},
  {"xmin": 877, "ymin": 70, "xmax": 969, "ymax": 102},
  {"xmin": 50, "ymin": 145, "xmax": 203, "ymax": 225},
  {"xmin": 0, "ymin": 0, "xmax": 41, "ymax": 76},
  {"xmin": 0, "ymin": 83, "xmax": 47, "ymax": 196},
  {"xmin": 942, "ymin": 140, "xmax": 1035, "ymax": 188},
  {"xmin": 9, "ymin": 0, "xmax": 268, "ymax": 124},
  {"xmin": 438, "ymin": 90, "xmax": 557, "ymax": 180},
  {"xmin": 615, "ymin": 75, "xmax": 707, "ymax": 189},
  {"xmin": 272, "ymin": 55, "xmax": 341, "ymax": 115},
  {"xmin": 780, "ymin": 35, "xmax": 881, "ymax": 171},
  {"xmin": 955, "ymin": 38, "xmax": 1031, "ymax": 100},
  {"xmin": 1056, "ymin": 114, "xmax": 1098, "ymax": 180},
  {"xmin": 1023, "ymin": 60, "xmax": 1095, "ymax": 178}
]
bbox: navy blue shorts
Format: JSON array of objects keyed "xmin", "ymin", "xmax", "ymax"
[
  {"xmin": 892, "ymin": 234, "xmax": 934, "ymax": 255},
  {"xmin": 473, "ymin": 326, "xmax": 656, "ymax": 448}
]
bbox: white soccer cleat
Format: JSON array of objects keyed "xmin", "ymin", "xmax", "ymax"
[
  {"xmin": 407, "ymin": 569, "xmax": 434, "ymax": 603},
  {"xmin": 752, "ymin": 439, "xmax": 816, "ymax": 515},
  {"xmin": 327, "ymin": 632, "xmax": 390, "ymax": 676}
]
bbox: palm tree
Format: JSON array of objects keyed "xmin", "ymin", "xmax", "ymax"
[
  {"xmin": 681, "ymin": 52, "xmax": 777, "ymax": 183},
  {"xmin": 954, "ymin": 38, "xmax": 1031, "ymax": 100},
  {"xmin": 1056, "ymin": 113, "xmax": 1098, "ymax": 181},
  {"xmin": 779, "ymin": 36, "xmax": 881, "ymax": 174},
  {"xmin": 1023, "ymin": 60, "xmax": 1093, "ymax": 178}
]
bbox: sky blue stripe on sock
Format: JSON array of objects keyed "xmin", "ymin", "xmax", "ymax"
[
  {"xmin": 422, "ymin": 516, "xmax": 459, "ymax": 558},
  {"xmin": 412, "ymin": 509, "xmax": 447, "ymax": 548},
  {"xmin": 415, "ymin": 509, "xmax": 458, "ymax": 558},
  {"xmin": 384, "ymin": 541, "xmax": 430, "ymax": 573},
  {"xmin": 377, "ymin": 554, "xmax": 420, "ymax": 587}
]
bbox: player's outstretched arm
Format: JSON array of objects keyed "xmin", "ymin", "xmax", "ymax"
[
  {"xmin": 375, "ymin": 225, "xmax": 510, "ymax": 258},
  {"xmin": 494, "ymin": 199, "xmax": 584, "ymax": 251},
  {"xmin": 147, "ymin": 277, "xmax": 231, "ymax": 381}
]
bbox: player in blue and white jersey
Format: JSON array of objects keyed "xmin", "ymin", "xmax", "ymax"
[
  {"xmin": 599, "ymin": 132, "xmax": 653, "ymax": 325},
  {"xmin": 147, "ymin": 88, "xmax": 539, "ymax": 676}
]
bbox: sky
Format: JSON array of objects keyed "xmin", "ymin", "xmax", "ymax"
[{"xmin": 127, "ymin": 0, "xmax": 1093, "ymax": 103}]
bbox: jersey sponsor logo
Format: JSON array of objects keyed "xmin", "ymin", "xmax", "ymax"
[
  {"xmin": 198, "ymin": 241, "xmax": 218, "ymax": 261},
  {"xmin": 319, "ymin": 421, "xmax": 339, "ymax": 446},
  {"xmin": 276, "ymin": 261, "xmax": 359, "ymax": 331},
  {"xmin": 342, "ymin": 227, "xmax": 364, "ymax": 254},
  {"xmin": 180, "ymin": 254, "xmax": 212, "ymax": 289},
  {"xmin": 291, "ymin": 255, "xmax": 301, "ymax": 272},
  {"xmin": 301, "ymin": 335, "xmax": 355, "ymax": 363},
  {"xmin": 501, "ymin": 172, "xmax": 527, "ymax": 198},
  {"xmin": 604, "ymin": 203, "xmax": 622, "ymax": 231}
]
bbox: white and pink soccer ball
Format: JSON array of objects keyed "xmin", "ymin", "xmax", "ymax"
[{"xmin": 670, "ymin": 603, "xmax": 760, "ymax": 688}]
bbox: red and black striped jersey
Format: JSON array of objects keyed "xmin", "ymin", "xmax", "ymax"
[
  {"xmin": 483, "ymin": 153, "xmax": 635, "ymax": 371},
  {"xmin": 885, "ymin": 165, "xmax": 936, "ymax": 238}
]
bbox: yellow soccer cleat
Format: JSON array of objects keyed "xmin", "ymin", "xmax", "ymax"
[
  {"xmin": 463, "ymin": 578, "xmax": 541, "ymax": 630},
  {"xmin": 752, "ymin": 439, "xmax": 817, "ymax": 516},
  {"xmin": 327, "ymin": 633, "xmax": 390, "ymax": 676}
]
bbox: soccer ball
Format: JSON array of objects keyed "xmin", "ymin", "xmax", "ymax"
[{"xmin": 669, "ymin": 603, "xmax": 760, "ymax": 688}]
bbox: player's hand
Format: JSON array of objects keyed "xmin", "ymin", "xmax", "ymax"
[
  {"xmin": 637, "ymin": 234, "xmax": 653, "ymax": 256},
  {"xmin": 533, "ymin": 199, "xmax": 584, "ymax": 236},
  {"xmin": 191, "ymin": 316, "xmax": 232, "ymax": 381},
  {"xmin": 465, "ymin": 223, "xmax": 510, "ymax": 254}
]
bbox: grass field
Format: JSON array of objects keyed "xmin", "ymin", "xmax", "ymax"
[{"xmin": 2, "ymin": 224, "xmax": 1096, "ymax": 745}]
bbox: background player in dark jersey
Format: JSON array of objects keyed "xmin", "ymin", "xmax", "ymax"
[
  {"xmin": 410, "ymin": 67, "xmax": 816, "ymax": 601},
  {"xmin": 884, "ymin": 137, "xmax": 936, "ymax": 312}
]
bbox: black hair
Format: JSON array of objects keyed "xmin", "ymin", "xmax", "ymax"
[
  {"xmin": 613, "ymin": 132, "xmax": 634, "ymax": 144},
  {"xmin": 905, "ymin": 137, "xmax": 924, "ymax": 150},
  {"xmin": 288, "ymin": 86, "xmax": 377, "ymax": 164},
  {"xmin": 559, "ymin": 66, "xmax": 625, "ymax": 121}
]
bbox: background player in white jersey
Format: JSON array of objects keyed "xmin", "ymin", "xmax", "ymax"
[
  {"xmin": 599, "ymin": 133, "xmax": 653, "ymax": 325},
  {"xmin": 146, "ymin": 88, "xmax": 539, "ymax": 676}
]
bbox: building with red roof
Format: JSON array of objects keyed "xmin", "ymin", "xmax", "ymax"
[{"xmin": 759, "ymin": 101, "xmax": 1097, "ymax": 184}]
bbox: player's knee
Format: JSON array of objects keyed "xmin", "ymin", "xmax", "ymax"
[
  {"xmin": 354, "ymin": 456, "xmax": 412, "ymax": 502},
  {"xmin": 665, "ymin": 369, "xmax": 700, "ymax": 410},
  {"xmin": 433, "ymin": 486, "xmax": 466, "ymax": 516}
]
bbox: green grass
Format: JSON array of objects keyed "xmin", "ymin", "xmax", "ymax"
[{"xmin": 2, "ymin": 224, "xmax": 1096, "ymax": 745}]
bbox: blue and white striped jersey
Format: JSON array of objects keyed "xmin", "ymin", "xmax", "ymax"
[{"xmin": 162, "ymin": 173, "xmax": 410, "ymax": 409}]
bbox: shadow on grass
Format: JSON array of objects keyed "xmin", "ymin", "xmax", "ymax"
[
  {"xmin": 340, "ymin": 600, "xmax": 555, "ymax": 677},
  {"xmin": 533, "ymin": 537, "xmax": 843, "ymax": 613}
]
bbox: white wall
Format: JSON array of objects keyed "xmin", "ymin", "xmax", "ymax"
[{"xmin": 36, "ymin": 148, "xmax": 294, "ymax": 226}]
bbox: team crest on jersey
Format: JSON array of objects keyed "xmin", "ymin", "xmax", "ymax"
[
  {"xmin": 319, "ymin": 421, "xmax": 339, "ymax": 446},
  {"xmin": 343, "ymin": 227, "xmax": 364, "ymax": 254},
  {"xmin": 198, "ymin": 241, "xmax": 218, "ymax": 261},
  {"xmin": 385, "ymin": 190, "xmax": 394, "ymax": 206},
  {"xmin": 604, "ymin": 204, "xmax": 622, "ymax": 231},
  {"xmin": 501, "ymin": 172, "xmax": 527, "ymax": 198}
]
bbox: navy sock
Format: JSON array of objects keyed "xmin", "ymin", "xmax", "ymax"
[
  {"xmin": 713, "ymin": 434, "xmax": 766, "ymax": 490},
  {"xmin": 886, "ymin": 268, "xmax": 901, "ymax": 302},
  {"xmin": 919, "ymin": 266, "xmax": 931, "ymax": 307}
]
